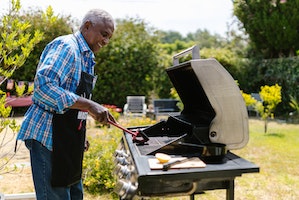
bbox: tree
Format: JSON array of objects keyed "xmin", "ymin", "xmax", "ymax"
[
  {"xmin": 233, "ymin": 0, "xmax": 299, "ymax": 58},
  {"xmin": 0, "ymin": 0, "xmax": 43, "ymax": 83},
  {"xmin": 11, "ymin": 6, "xmax": 74, "ymax": 82},
  {"xmin": 158, "ymin": 30, "xmax": 184, "ymax": 43},
  {"xmin": 160, "ymin": 28, "xmax": 228, "ymax": 49},
  {"xmin": 256, "ymin": 84, "xmax": 282, "ymax": 133},
  {"xmin": 186, "ymin": 29, "xmax": 226, "ymax": 49},
  {"xmin": 241, "ymin": 84, "xmax": 282, "ymax": 133},
  {"xmin": 0, "ymin": 0, "xmax": 43, "ymax": 174},
  {"xmin": 93, "ymin": 18, "xmax": 161, "ymax": 107}
]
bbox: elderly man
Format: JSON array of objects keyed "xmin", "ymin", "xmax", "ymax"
[{"xmin": 17, "ymin": 9, "xmax": 116, "ymax": 200}]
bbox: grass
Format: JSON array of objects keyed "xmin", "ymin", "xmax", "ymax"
[
  {"xmin": 231, "ymin": 119, "xmax": 299, "ymax": 200},
  {"xmin": 85, "ymin": 118, "xmax": 299, "ymax": 200}
]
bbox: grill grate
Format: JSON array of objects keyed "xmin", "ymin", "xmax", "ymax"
[{"xmin": 136, "ymin": 136, "xmax": 181, "ymax": 155}]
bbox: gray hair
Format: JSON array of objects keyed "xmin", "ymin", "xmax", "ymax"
[{"xmin": 80, "ymin": 9, "xmax": 114, "ymax": 30}]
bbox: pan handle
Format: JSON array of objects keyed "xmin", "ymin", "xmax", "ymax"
[
  {"xmin": 178, "ymin": 142, "xmax": 205, "ymax": 148},
  {"xmin": 172, "ymin": 45, "xmax": 200, "ymax": 65}
]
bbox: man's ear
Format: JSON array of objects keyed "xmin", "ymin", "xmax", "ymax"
[{"xmin": 84, "ymin": 21, "xmax": 92, "ymax": 30}]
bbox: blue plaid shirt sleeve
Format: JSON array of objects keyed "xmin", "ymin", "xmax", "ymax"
[{"xmin": 33, "ymin": 40, "xmax": 80, "ymax": 114}]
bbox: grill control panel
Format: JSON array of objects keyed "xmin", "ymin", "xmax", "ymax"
[{"xmin": 113, "ymin": 140, "xmax": 138, "ymax": 199}]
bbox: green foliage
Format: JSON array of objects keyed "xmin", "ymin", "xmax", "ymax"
[
  {"xmin": 158, "ymin": 40, "xmax": 195, "ymax": 55},
  {"xmin": 150, "ymin": 46, "xmax": 173, "ymax": 99},
  {"xmin": 241, "ymin": 57, "xmax": 299, "ymax": 116},
  {"xmin": 233, "ymin": 0, "xmax": 299, "ymax": 58},
  {"xmin": 83, "ymin": 126, "xmax": 121, "ymax": 193},
  {"xmin": 241, "ymin": 90, "xmax": 257, "ymax": 107},
  {"xmin": 0, "ymin": 90, "xmax": 20, "ymax": 174},
  {"xmin": 11, "ymin": 6, "xmax": 74, "ymax": 82},
  {"xmin": 289, "ymin": 95, "xmax": 299, "ymax": 112},
  {"xmin": 0, "ymin": 91, "xmax": 12, "ymax": 118},
  {"xmin": 119, "ymin": 117, "xmax": 156, "ymax": 128},
  {"xmin": 93, "ymin": 18, "xmax": 162, "ymax": 107},
  {"xmin": 153, "ymin": 40, "xmax": 195, "ymax": 99},
  {"xmin": 185, "ymin": 29, "xmax": 226, "ymax": 49},
  {"xmin": 83, "ymin": 117, "xmax": 156, "ymax": 194},
  {"xmin": 257, "ymin": 84, "xmax": 282, "ymax": 133},
  {"xmin": 14, "ymin": 82, "xmax": 25, "ymax": 97},
  {"xmin": 0, "ymin": 0, "xmax": 43, "ymax": 80},
  {"xmin": 158, "ymin": 30, "xmax": 184, "ymax": 43},
  {"xmin": 27, "ymin": 82, "xmax": 34, "ymax": 94},
  {"xmin": 0, "ymin": 0, "xmax": 39, "ymax": 174},
  {"xmin": 159, "ymin": 28, "xmax": 228, "ymax": 49},
  {"xmin": 289, "ymin": 95, "xmax": 299, "ymax": 122},
  {"xmin": 241, "ymin": 84, "xmax": 282, "ymax": 133},
  {"xmin": 259, "ymin": 84, "xmax": 282, "ymax": 117}
]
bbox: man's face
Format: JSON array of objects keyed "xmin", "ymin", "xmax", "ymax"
[{"xmin": 82, "ymin": 20, "xmax": 114, "ymax": 53}]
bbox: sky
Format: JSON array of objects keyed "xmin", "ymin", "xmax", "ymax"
[{"xmin": 1, "ymin": 0, "xmax": 235, "ymax": 37}]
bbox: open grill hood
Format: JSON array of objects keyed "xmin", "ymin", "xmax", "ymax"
[{"xmin": 165, "ymin": 45, "xmax": 249, "ymax": 150}]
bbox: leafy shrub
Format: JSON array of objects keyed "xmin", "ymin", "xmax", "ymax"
[
  {"xmin": 243, "ymin": 57, "xmax": 299, "ymax": 116},
  {"xmin": 83, "ymin": 117, "xmax": 156, "ymax": 194},
  {"xmin": 83, "ymin": 126, "xmax": 122, "ymax": 194},
  {"xmin": 241, "ymin": 91, "xmax": 257, "ymax": 106},
  {"xmin": 289, "ymin": 95, "xmax": 299, "ymax": 123},
  {"xmin": 258, "ymin": 84, "xmax": 282, "ymax": 121}
]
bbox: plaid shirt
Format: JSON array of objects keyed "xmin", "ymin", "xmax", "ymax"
[{"xmin": 17, "ymin": 31, "xmax": 95, "ymax": 151}]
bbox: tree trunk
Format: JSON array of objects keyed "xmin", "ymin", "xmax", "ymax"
[{"xmin": 264, "ymin": 118, "xmax": 268, "ymax": 134}]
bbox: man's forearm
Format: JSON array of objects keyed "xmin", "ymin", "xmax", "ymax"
[
  {"xmin": 69, "ymin": 97, "xmax": 93, "ymax": 111},
  {"xmin": 69, "ymin": 97, "xmax": 113, "ymax": 123}
]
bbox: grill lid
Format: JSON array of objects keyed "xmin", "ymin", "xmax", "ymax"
[{"xmin": 166, "ymin": 45, "xmax": 249, "ymax": 150}]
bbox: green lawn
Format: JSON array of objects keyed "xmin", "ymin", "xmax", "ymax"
[{"xmin": 86, "ymin": 118, "xmax": 299, "ymax": 200}]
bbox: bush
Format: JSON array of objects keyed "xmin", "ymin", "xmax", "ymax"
[
  {"xmin": 82, "ymin": 117, "xmax": 156, "ymax": 194},
  {"xmin": 242, "ymin": 57, "xmax": 299, "ymax": 116},
  {"xmin": 82, "ymin": 126, "xmax": 122, "ymax": 194}
]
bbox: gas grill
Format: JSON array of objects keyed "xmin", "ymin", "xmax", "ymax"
[{"xmin": 113, "ymin": 45, "xmax": 259, "ymax": 200}]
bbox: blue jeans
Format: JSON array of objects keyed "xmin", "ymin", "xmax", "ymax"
[{"xmin": 25, "ymin": 139, "xmax": 83, "ymax": 200}]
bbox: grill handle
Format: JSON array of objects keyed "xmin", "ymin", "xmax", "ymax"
[{"xmin": 172, "ymin": 45, "xmax": 200, "ymax": 65}]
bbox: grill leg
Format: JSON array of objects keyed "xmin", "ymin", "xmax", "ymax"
[
  {"xmin": 226, "ymin": 179, "xmax": 235, "ymax": 200},
  {"xmin": 190, "ymin": 194, "xmax": 195, "ymax": 200}
]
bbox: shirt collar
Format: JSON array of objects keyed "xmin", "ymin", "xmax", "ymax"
[{"xmin": 74, "ymin": 31, "xmax": 95, "ymax": 60}]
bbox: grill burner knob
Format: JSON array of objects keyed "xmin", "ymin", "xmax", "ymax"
[
  {"xmin": 115, "ymin": 149, "xmax": 129, "ymax": 158},
  {"xmin": 115, "ymin": 164, "xmax": 136, "ymax": 179},
  {"xmin": 114, "ymin": 179, "xmax": 137, "ymax": 200},
  {"xmin": 115, "ymin": 156, "xmax": 130, "ymax": 165}
]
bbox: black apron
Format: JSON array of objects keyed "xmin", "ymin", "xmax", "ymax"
[{"xmin": 51, "ymin": 72, "xmax": 95, "ymax": 187}]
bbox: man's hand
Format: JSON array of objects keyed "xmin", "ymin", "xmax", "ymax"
[{"xmin": 70, "ymin": 97, "xmax": 117, "ymax": 125}]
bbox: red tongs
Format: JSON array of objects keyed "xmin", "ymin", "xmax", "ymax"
[{"xmin": 108, "ymin": 120, "xmax": 149, "ymax": 144}]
